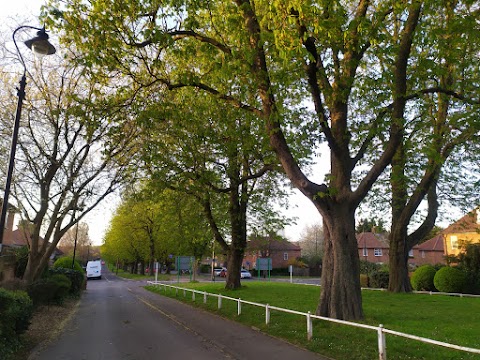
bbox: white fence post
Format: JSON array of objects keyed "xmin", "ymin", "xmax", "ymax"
[
  {"xmin": 218, "ymin": 296, "xmax": 222, "ymax": 309},
  {"xmin": 183, "ymin": 289, "xmax": 186, "ymax": 297},
  {"xmin": 238, "ymin": 298, "xmax": 242, "ymax": 315},
  {"xmin": 307, "ymin": 311, "xmax": 313, "ymax": 341},
  {"xmin": 265, "ymin": 304, "xmax": 270, "ymax": 325},
  {"xmin": 204, "ymin": 292, "xmax": 207, "ymax": 304},
  {"xmin": 378, "ymin": 324, "xmax": 387, "ymax": 360},
  {"xmin": 192, "ymin": 291, "xmax": 196, "ymax": 302}
]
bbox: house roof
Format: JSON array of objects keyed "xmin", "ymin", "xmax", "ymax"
[
  {"xmin": 416, "ymin": 234, "xmax": 444, "ymax": 252},
  {"xmin": 247, "ymin": 236, "xmax": 301, "ymax": 251},
  {"xmin": 442, "ymin": 208, "xmax": 480, "ymax": 234},
  {"xmin": 5, "ymin": 228, "xmax": 44, "ymax": 248},
  {"xmin": 356, "ymin": 232, "xmax": 389, "ymax": 249}
]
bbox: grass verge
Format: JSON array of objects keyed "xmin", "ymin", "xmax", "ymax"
[
  {"xmin": 106, "ymin": 265, "xmax": 172, "ymax": 281},
  {"xmin": 145, "ymin": 282, "xmax": 480, "ymax": 360}
]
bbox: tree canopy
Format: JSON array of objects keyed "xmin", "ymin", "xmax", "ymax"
[{"xmin": 43, "ymin": 0, "xmax": 480, "ymax": 320}]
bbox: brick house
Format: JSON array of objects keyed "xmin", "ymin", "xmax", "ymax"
[
  {"xmin": 357, "ymin": 232, "xmax": 390, "ymax": 264},
  {"xmin": 410, "ymin": 235, "xmax": 445, "ymax": 266},
  {"xmin": 243, "ymin": 235, "xmax": 301, "ymax": 270},
  {"xmin": 357, "ymin": 231, "xmax": 446, "ymax": 266}
]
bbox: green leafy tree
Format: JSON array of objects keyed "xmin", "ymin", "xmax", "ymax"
[
  {"xmin": 139, "ymin": 89, "xmax": 288, "ymax": 289},
  {"xmin": 102, "ymin": 185, "xmax": 212, "ymax": 274},
  {"xmin": 44, "ymin": 0, "xmax": 478, "ymax": 320},
  {"xmin": 356, "ymin": 218, "xmax": 387, "ymax": 234}
]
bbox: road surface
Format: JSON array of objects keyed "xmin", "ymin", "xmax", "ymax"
[{"xmin": 29, "ymin": 268, "xmax": 328, "ymax": 360}]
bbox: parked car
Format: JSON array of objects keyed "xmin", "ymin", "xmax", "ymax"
[
  {"xmin": 214, "ymin": 267, "xmax": 226, "ymax": 276},
  {"xmin": 240, "ymin": 269, "xmax": 252, "ymax": 279},
  {"xmin": 219, "ymin": 268, "xmax": 227, "ymax": 277}
]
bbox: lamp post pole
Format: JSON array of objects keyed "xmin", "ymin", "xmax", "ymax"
[
  {"xmin": 0, "ymin": 26, "xmax": 56, "ymax": 253},
  {"xmin": 72, "ymin": 222, "xmax": 80, "ymax": 269}
]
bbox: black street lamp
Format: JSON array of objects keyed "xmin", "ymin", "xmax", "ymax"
[
  {"xmin": 0, "ymin": 26, "xmax": 56, "ymax": 253},
  {"xmin": 72, "ymin": 222, "xmax": 80, "ymax": 269}
]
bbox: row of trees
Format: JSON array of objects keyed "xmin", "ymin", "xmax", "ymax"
[
  {"xmin": 101, "ymin": 186, "xmax": 213, "ymax": 275},
  {"xmin": 40, "ymin": 0, "xmax": 480, "ymax": 320}
]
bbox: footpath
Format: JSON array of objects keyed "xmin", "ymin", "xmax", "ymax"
[{"xmin": 127, "ymin": 281, "xmax": 331, "ymax": 360}]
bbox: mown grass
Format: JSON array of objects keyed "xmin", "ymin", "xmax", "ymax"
[
  {"xmin": 145, "ymin": 282, "xmax": 480, "ymax": 360},
  {"xmin": 107, "ymin": 265, "xmax": 172, "ymax": 281}
]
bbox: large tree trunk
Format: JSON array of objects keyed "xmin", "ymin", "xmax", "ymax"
[
  {"xmin": 388, "ymin": 231, "xmax": 412, "ymax": 292},
  {"xmin": 23, "ymin": 253, "xmax": 43, "ymax": 283},
  {"xmin": 225, "ymin": 247, "xmax": 243, "ymax": 289},
  {"xmin": 317, "ymin": 206, "xmax": 363, "ymax": 320}
]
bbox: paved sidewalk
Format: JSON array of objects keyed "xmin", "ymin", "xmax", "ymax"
[{"xmin": 127, "ymin": 283, "xmax": 331, "ymax": 360}]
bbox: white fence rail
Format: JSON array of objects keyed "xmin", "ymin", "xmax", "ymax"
[{"xmin": 147, "ymin": 281, "xmax": 480, "ymax": 360}]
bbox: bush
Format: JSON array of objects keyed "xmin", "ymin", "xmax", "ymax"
[
  {"xmin": 49, "ymin": 268, "xmax": 85, "ymax": 296},
  {"xmin": 434, "ymin": 266, "xmax": 467, "ymax": 293},
  {"xmin": 27, "ymin": 278, "xmax": 58, "ymax": 306},
  {"xmin": 411, "ymin": 265, "xmax": 437, "ymax": 291},
  {"xmin": 359, "ymin": 260, "xmax": 380, "ymax": 275},
  {"xmin": 13, "ymin": 246, "xmax": 29, "ymax": 278},
  {"xmin": 53, "ymin": 256, "xmax": 84, "ymax": 273},
  {"xmin": 0, "ymin": 288, "xmax": 33, "ymax": 359},
  {"xmin": 50, "ymin": 274, "xmax": 72, "ymax": 304},
  {"xmin": 370, "ymin": 270, "xmax": 389, "ymax": 288},
  {"xmin": 199, "ymin": 264, "xmax": 211, "ymax": 273},
  {"xmin": 359, "ymin": 274, "xmax": 369, "ymax": 287}
]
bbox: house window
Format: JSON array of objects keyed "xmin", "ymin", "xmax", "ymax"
[
  {"xmin": 374, "ymin": 248, "xmax": 382, "ymax": 257},
  {"xmin": 362, "ymin": 248, "xmax": 368, "ymax": 257},
  {"xmin": 421, "ymin": 251, "xmax": 426, "ymax": 258},
  {"xmin": 283, "ymin": 252, "xmax": 288, "ymax": 261},
  {"xmin": 451, "ymin": 235, "xmax": 458, "ymax": 250},
  {"xmin": 408, "ymin": 249, "xmax": 414, "ymax": 257}
]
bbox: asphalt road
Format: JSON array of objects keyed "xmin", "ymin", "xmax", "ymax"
[{"xmin": 29, "ymin": 268, "xmax": 328, "ymax": 360}]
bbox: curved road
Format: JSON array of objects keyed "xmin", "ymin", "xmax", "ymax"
[{"xmin": 29, "ymin": 268, "xmax": 328, "ymax": 360}]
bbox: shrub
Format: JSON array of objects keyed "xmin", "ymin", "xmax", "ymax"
[
  {"xmin": 27, "ymin": 279, "xmax": 58, "ymax": 306},
  {"xmin": 434, "ymin": 266, "xmax": 467, "ymax": 293},
  {"xmin": 49, "ymin": 267, "xmax": 85, "ymax": 296},
  {"xmin": 411, "ymin": 265, "xmax": 437, "ymax": 291},
  {"xmin": 370, "ymin": 270, "xmax": 389, "ymax": 288},
  {"xmin": 50, "ymin": 274, "xmax": 72, "ymax": 304},
  {"xmin": 53, "ymin": 256, "xmax": 84, "ymax": 273},
  {"xmin": 13, "ymin": 246, "xmax": 29, "ymax": 278},
  {"xmin": 359, "ymin": 274, "xmax": 369, "ymax": 287},
  {"xmin": 199, "ymin": 264, "xmax": 211, "ymax": 273},
  {"xmin": 0, "ymin": 288, "xmax": 33, "ymax": 359},
  {"xmin": 359, "ymin": 260, "xmax": 380, "ymax": 275}
]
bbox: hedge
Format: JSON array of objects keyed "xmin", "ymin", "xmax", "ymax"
[{"xmin": 0, "ymin": 288, "xmax": 33, "ymax": 359}]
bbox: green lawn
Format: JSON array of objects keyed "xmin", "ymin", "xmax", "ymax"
[
  {"xmin": 145, "ymin": 282, "xmax": 480, "ymax": 360},
  {"xmin": 107, "ymin": 265, "xmax": 172, "ymax": 281}
]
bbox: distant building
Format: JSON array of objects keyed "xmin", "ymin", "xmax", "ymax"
[
  {"xmin": 357, "ymin": 232, "xmax": 390, "ymax": 264},
  {"xmin": 357, "ymin": 231, "xmax": 446, "ymax": 266},
  {"xmin": 243, "ymin": 235, "xmax": 301, "ymax": 270},
  {"xmin": 441, "ymin": 208, "xmax": 480, "ymax": 257}
]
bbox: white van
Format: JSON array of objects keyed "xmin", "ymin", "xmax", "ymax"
[{"xmin": 86, "ymin": 260, "xmax": 102, "ymax": 279}]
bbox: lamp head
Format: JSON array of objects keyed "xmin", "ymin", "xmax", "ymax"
[{"xmin": 24, "ymin": 27, "xmax": 56, "ymax": 57}]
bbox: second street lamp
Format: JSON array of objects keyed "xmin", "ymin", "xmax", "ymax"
[{"xmin": 0, "ymin": 26, "xmax": 56, "ymax": 253}]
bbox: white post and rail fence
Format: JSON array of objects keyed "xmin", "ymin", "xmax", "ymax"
[{"xmin": 147, "ymin": 281, "xmax": 480, "ymax": 360}]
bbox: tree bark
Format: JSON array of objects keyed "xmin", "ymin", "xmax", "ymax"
[{"xmin": 317, "ymin": 205, "xmax": 363, "ymax": 320}]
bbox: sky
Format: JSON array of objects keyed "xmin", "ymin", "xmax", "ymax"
[{"xmin": 1, "ymin": 0, "xmax": 330, "ymax": 245}]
